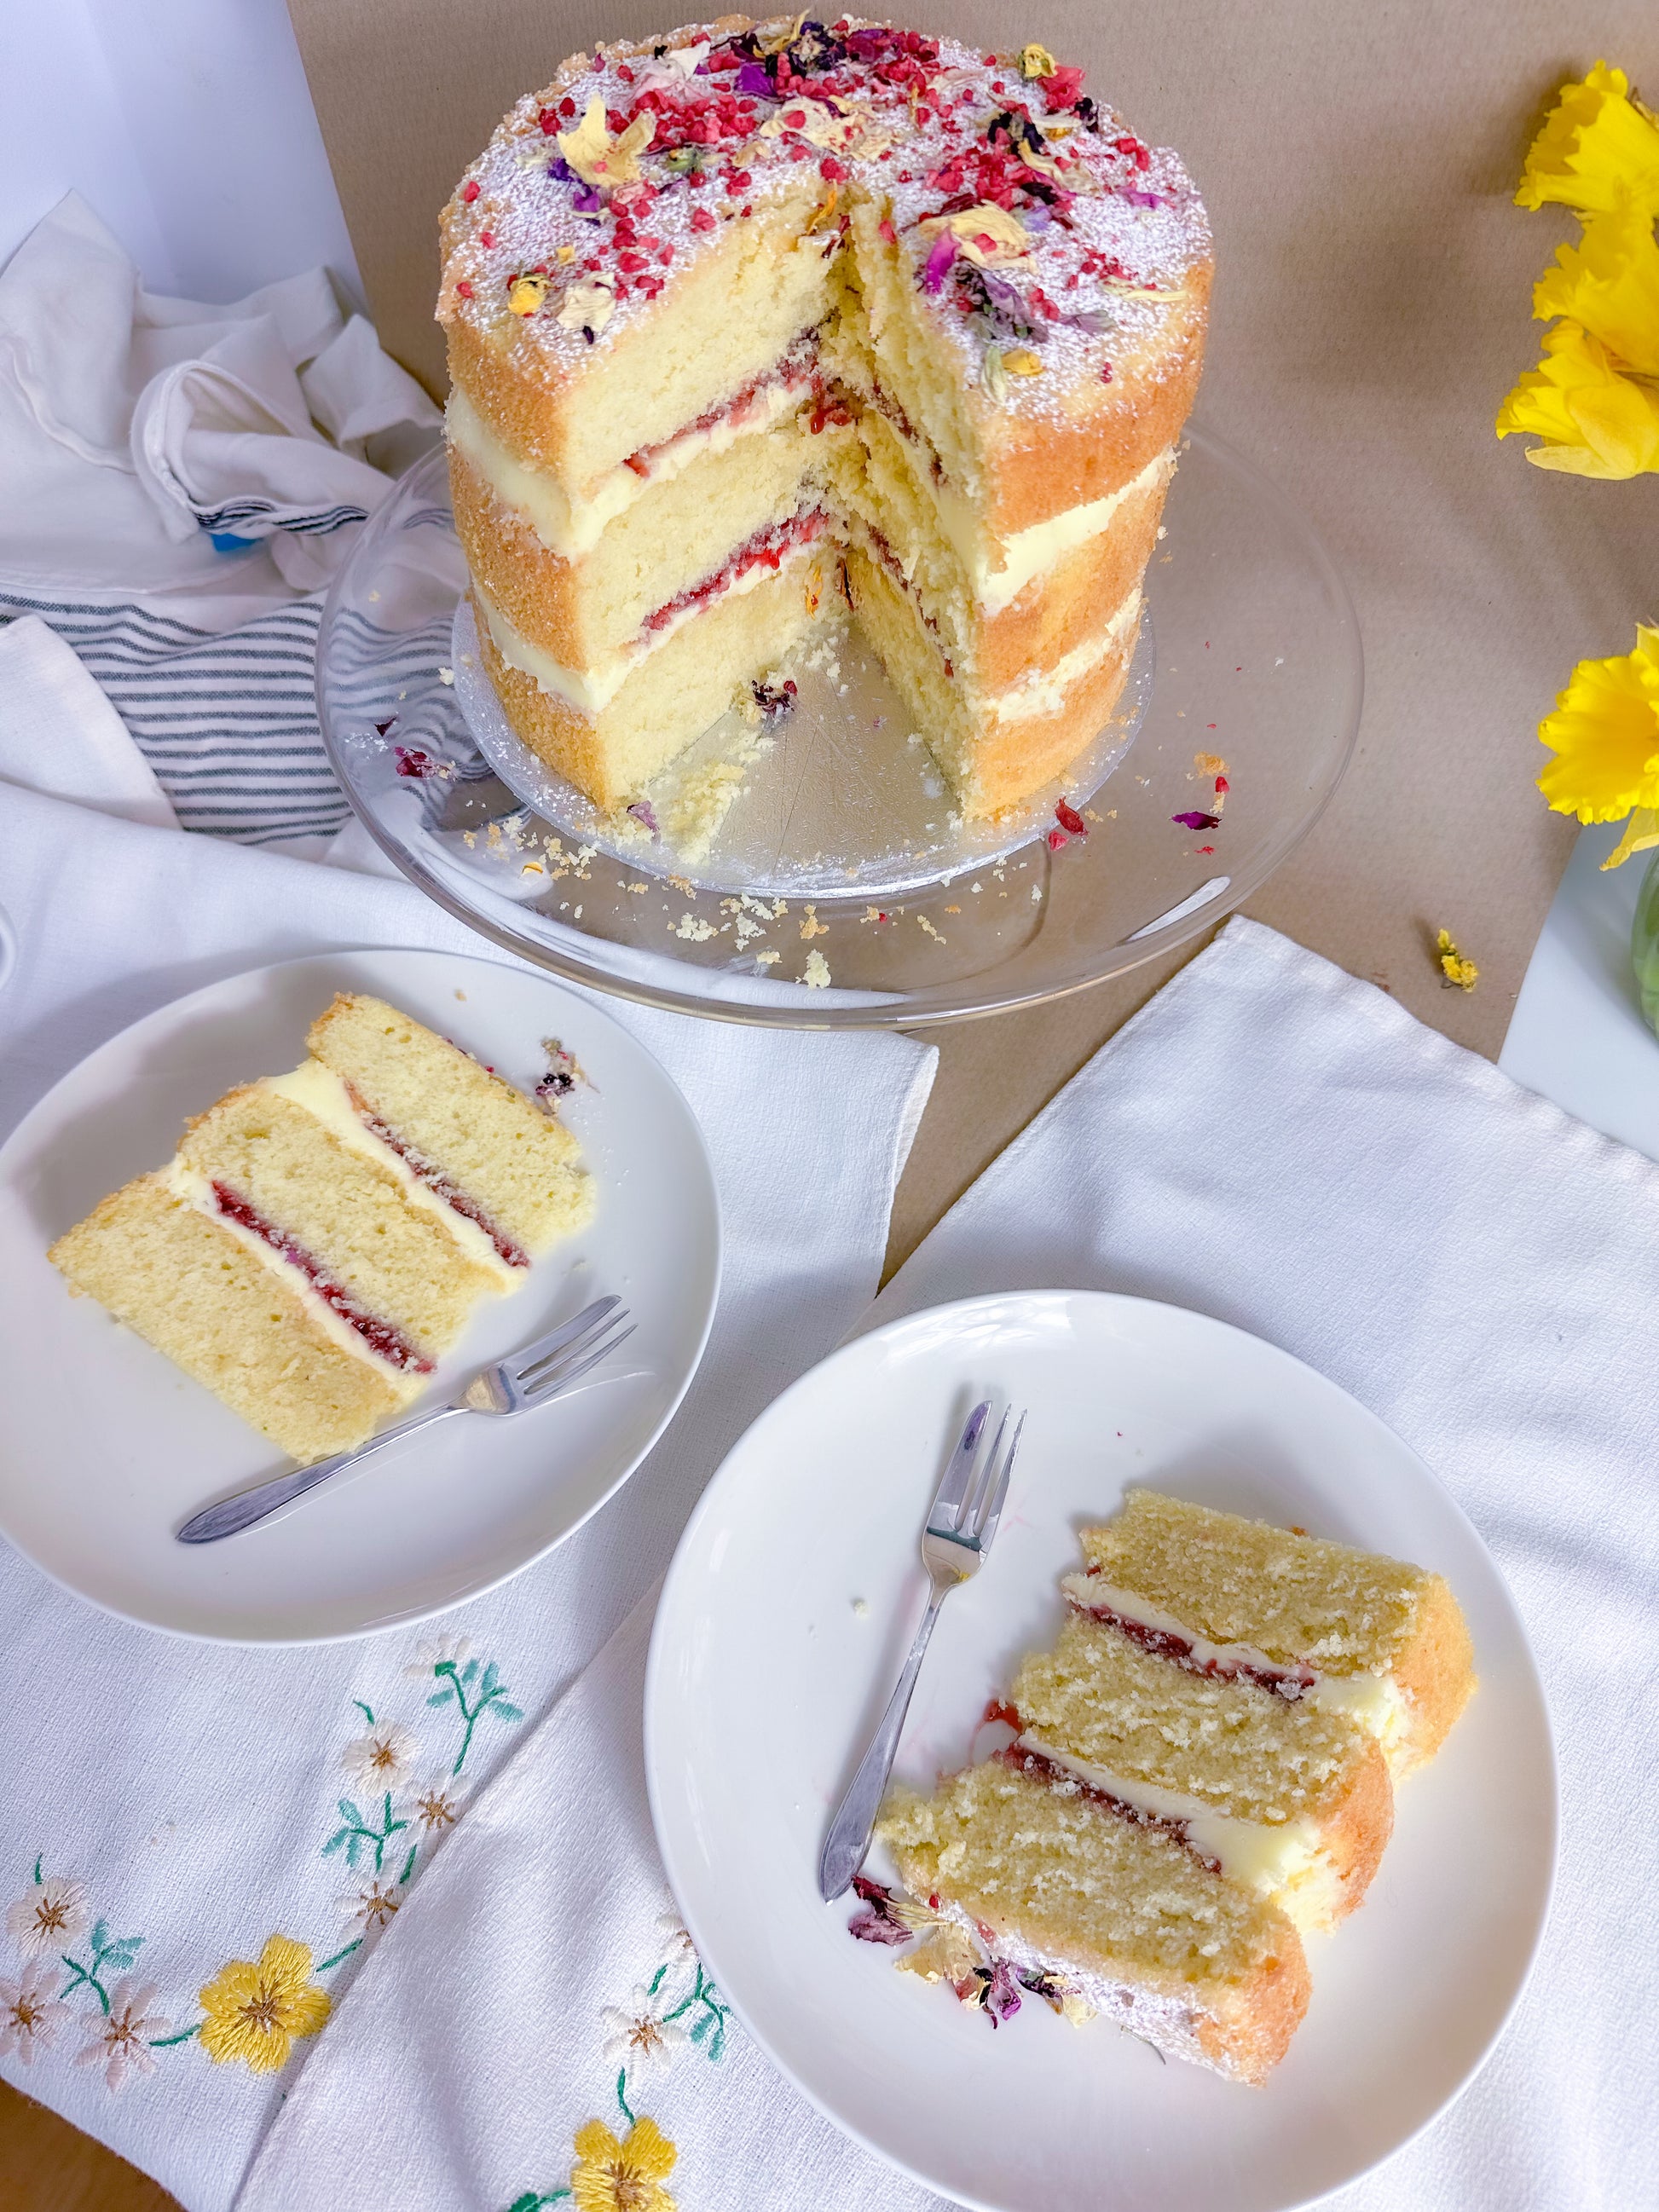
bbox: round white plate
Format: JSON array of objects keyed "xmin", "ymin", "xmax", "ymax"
[
  {"xmin": 645, "ymin": 1291, "xmax": 1555, "ymax": 2212},
  {"xmin": 0, "ymin": 948, "xmax": 720, "ymax": 1643}
]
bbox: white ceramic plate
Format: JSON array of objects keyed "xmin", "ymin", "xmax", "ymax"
[
  {"xmin": 646, "ymin": 1291, "xmax": 1555, "ymax": 2212},
  {"xmin": 0, "ymin": 948, "xmax": 720, "ymax": 1643}
]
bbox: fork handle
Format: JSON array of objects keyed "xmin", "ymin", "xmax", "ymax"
[
  {"xmin": 818, "ymin": 1589, "xmax": 946, "ymax": 1900},
  {"xmin": 175, "ymin": 1401, "xmax": 465, "ymax": 1545}
]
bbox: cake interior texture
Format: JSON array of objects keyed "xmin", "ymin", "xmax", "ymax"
[
  {"xmin": 439, "ymin": 16, "xmax": 1211, "ymax": 825},
  {"xmin": 48, "ymin": 995, "xmax": 592, "ymax": 1464},
  {"xmin": 864, "ymin": 1499, "xmax": 1472, "ymax": 2082}
]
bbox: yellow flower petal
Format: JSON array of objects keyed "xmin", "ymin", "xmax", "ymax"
[
  {"xmin": 1517, "ymin": 61, "xmax": 1659, "ymax": 219},
  {"xmin": 1003, "ymin": 348, "xmax": 1044, "ymax": 377},
  {"xmin": 1495, "ymin": 321, "xmax": 1659, "ymax": 476},
  {"xmin": 572, "ymin": 2120, "xmax": 622, "ymax": 2167},
  {"xmin": 1537, "ymin": 626, "xmax": 1659, "ymax": 823},
  {"xmin": 1020, "ymin": 44, "xmax": 1057, "ymax": 80},
  {"xmin": 1533, "ymin": 211, "xmax": 1659, "ymax": 373},
  {"xmin": 918, "ymin": 202, "xmax": 1031, "ymax": 265},
  {"xmin": 1602, "ymin": 805, "xmax": 1659, "ymax": 869},
  {"xmin": 570, "ymin": 2116, "xmax": 678, "ymax": 2212},
  {"xmin": 558, "ymin": 95, "xmax": 655, "ymax": 190},
  {"xmin": 508, "ymin": 275, "xmax": 548, "ymax": 317}
]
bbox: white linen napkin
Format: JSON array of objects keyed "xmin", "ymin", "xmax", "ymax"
[
  {"xmin": 242, "ymin": 916, "xmax": 1657, "ymax": 2212},
  {"xmin": 0, "ymin": 657, "xmax": 935, "ymax": 2210},
  {"xmin": 0, "ymin": 193, "xmax": 437, "ymax": 607}
]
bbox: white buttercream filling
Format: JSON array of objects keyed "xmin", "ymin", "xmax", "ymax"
[
  {"xmin": 475, "ymin": 532, "xmax": 821, "ymax": 718},
  {"xmin": 263, "ymin": 1061, "xmax": 521, "ymax": 1288},
  {"xmin": 880, "ymin": 417, "xmax": 1171, "ymax": 615},
  {"xmin": 448, "ymin": 373, "xmax": 811, "ymax": 563},
  {"xmin": 1014, "ymin": 1730, "xmax": 1328, "ymax": 1918},
  {"xmin": 986, "ymin": 590, "xmax": 1141, "ymax": 722},
  {"xmin": 161, "ymin": 1158, "xmax": 422, "ymax": 1387},
  {"xmin": 1061, "ymin": 1571, "xmax": 1413, "ymax": 1757}
]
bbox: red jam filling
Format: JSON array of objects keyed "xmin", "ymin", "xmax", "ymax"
[
  {"xmin": 1071, "ymin": 1581, "xmax": 1316, "ymax": 1703},
  {"xmin": 640, "ymin": 505, "xmax": 830, "ymax": 638},
  {"xmin": 208, "ymin": 1183, "xmax": 433, "ymax": 1374},
  {"xmin": 620, "ymin": 341, "xmax": 818, "ymax": 482},
  {"xmin": 342, "ymin": 1083, "xmax": 530, "ymax": 1271},
  {"xmin": 997, "ymin": 1741, "xmax": 1222, "ymax": 1874}
]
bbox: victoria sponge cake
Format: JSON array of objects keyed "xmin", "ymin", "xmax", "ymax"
[
  {"xmin": 439, "ymin": 16, "xmax": 1211, "ymax": 822},
  {"xmin": 861, "ymin": 1499, "xmax": 1473, "ymax": 2081},
  {"xmin": 49, "ymin": 996, "xmax": 592, "ymax": 1464}
]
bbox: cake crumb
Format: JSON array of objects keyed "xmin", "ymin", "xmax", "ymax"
[
  {"xmin": 852, "ymin": 1597, "xmax": 869, "ymax": 1617},
  {"xmin": 454, "ymin": 989, "xmax": 466, "ymax": 1000},
  {"xmin": 801, "ymin": 950, "xmax": 832, "ymax": 987},
  {"xmin": 800, "ymin": 904, "xmax": 829, "ymax": 940},
  {"xmin": 437, "ymin": 666, "xmax": 455, "ymax": 685},
  {"xmin": 674, "ymin": 913, "xmax": 718, "ymax": 941},
  {"xmin": 755, "ymin": 948, "xmax": 781, "ymax": 967},
  {"xmin": 916, "ymin": 915, "xmax": 946, "ymax": 944}
]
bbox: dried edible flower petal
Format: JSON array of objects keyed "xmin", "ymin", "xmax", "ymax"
[
  {"xmin": 507, "ymin": 274, "xmax": 548, "ymax": 315},
  {"xmin": 558, "ymin": 95, "xmax": 656, "ymax": 191},
  {"xmin": 1019, "ymin": 43, "xmax": 1057, "ymax": 79},
  {"xmin": 1436, "ymin": 929, "xmax": 1479, "ymax": 991},
  {"xmin": 919, "ymin": 200, "xmax": 1032, "ymax": 267},
  {"xmin": 555, "ymin": 278, "xmax": 616, "ymax": 337},
  {"xmin": 1003, "ymin": 346, "xmax": 1044, "ymax": 376}
]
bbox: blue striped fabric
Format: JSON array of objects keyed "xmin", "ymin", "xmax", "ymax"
[{"xmin": 0, "ymin": 592, "xmax": 460, "ymax": 846}]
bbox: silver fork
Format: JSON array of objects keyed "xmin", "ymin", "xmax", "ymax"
[
  {"xmin": 176, "ymin": 1294, "xmax": 635, "ymax": 1545},
  {"xmin": 818, "ymin": 1397, "xmax": 1026, "ymax": 1900}
]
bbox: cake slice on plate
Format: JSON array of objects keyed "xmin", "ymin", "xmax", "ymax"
[
  {"xmin": 49, "ymin": 995, "xmax": 592, "ymax": 1465},
  {"xmin": 1075, "ymin": 1490, "xmax": 1477, "ymax": 1775}
]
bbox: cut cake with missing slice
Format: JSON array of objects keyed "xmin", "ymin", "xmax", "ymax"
[{"xmin": 49, "ymin": 994, "xmax": 592, "ymax": 1465}]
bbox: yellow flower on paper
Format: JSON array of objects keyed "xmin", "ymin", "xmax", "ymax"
[
  {"xmin": 1533, "ymin": 211, "xmax": 1659, "ymax": 374},
  {"xmin": 1537, "ymin": 626, "xmax": 1659, "ymax": 846},
  {"xmin": 571, "ymin": 2114, "xmax": 677, "ymax": 2212},
  {"xmin": 918, "ymin": 202, "xmax": 1031, "ymax": 265},
  {"xmin": 1516, "ymin": 62, "xmax": 1659, "ymax": 219},
  {"xmin": 1435, "ymin": 930, "xmax": 1479, "ymax": 992},
  {"xmin": 1494, "ymin": 321, "xmax": 1659, "ymax": 476},
  {"xmin": 558, "ymin": 96, "xmax": 655, "ymax": 191},
  {"xmin": 198, "ymin": 1935, "xmax": 330, "ymax": 2074}
]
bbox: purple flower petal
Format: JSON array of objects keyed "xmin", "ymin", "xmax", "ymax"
[
  {"xmin": 848, "ymin": 1906, "xmax": 912, "ymax": 1947},
  {"xmin": 572, "ymin": 186, "xmax": 604, "ymax": 214},
  {"xmin": 922, "ymin": 230, "xmax": 958, "ymax": 293},
  {"xmin": 736, "ymin": 61, "xmax": 773, "ymax": 97},
  {"xmin": 985, "ymin": 1959, "xmax": 1023, "ymax": 2024},
  {"xmin": 627, "ymin": 800, "xmax": 661, "ymax": 835},
  {"xmin": 1171, "ymin": 811, "xmax": 1220, "ymax": 830},
  {"xmin": 1123, "ymin": 188, "xmax": 1165, "ymax": 208},
  {"xmin": 546, "ymin": 156, "xmax": 575, "ymax": 183}
]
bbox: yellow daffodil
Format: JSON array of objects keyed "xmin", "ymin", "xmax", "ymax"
[
  {"xmin": 198, "ymin": 1935, "xmax": 330, "ymax": 2074},
  {"xmin": 571, "ymin": 2115, "xmax": 677, "ymax": 2212},
  {"xmin": 1516, "ymin": 62, "xmax": 1659, "ymax": 219},
  {"xmin": 1603, "ymin": 806, "xmax": 1659, "ymax": 870},
  {"xmin": 1495, "ymin": 321, "xmax": 1659, "ymax": 476},
  {"xmin": 1537, "ymin": 627, "xmax": 1659, "ymax": 850},
  {"xmin": 1533, "ymin": 211, "xmax": 1659, "ymax": 373}
]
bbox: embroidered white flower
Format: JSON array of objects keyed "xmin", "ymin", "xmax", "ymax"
[
  {"xmin": 409, "ymin": 1772, "xmax": 469, "ymax": 1836},
  {"xmin": 7, "ymin": 1875, "xmax": 91, "ymax": 1960},
  {"xmin": 601, "ymin": 1985, "xmax": 689, "ymax": 2078},
  {"xmin": 0, "ymin": 1961, "xmax": 71, "ymax": 2063},
  {"xmin": 72, "ymin": 1978, "xmax": 171, "ymax": 2092},
  {"xmin": 341, "ymin": 1721, "xmax": 420, "ymax": 1792},
  {"xmin": 337, "ymin": 1880, "xmax": 402, "ymax": 1933},
  {"xmin": 405, "ymin": 1635, "xmax": 473, "ymax": 1680},
  {"xmin": 653, "ymin": 1910, "xmax": 697, "ymax": 1970}
]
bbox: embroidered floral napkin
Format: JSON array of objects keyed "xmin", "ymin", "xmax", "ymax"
[
  {"xmin": 242, "ymin": 917, "xmax": 1657, "ymax": 2212},
  {"xmin": 0, "ymin": 653, "xmax": 936, "ymax": 2208}
]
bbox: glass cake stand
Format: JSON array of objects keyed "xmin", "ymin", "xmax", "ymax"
[{"xmin": 315, "ymin": 428, "xmax": 1361, "ymax": 1030}]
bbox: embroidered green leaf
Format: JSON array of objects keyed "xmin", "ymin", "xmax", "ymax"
[
  {"xmin": 490, "ymin": 1701, "xmax": 523, "ymax": 1724},
  {"xmin": 89, "ymin": 1918, "xmax": 109, "ymax": 1956},
  {"xmin": 479, "ymin": 1661, "xmax": 500, "ymax": 1700},
  {"xmin": 32, "ymin": 1854, "xmax": 42, "ymax": 1886},
  {"xmin": 338, "ymin": 1798, "xmax": 365, "ymax": 1827},
  {"xmin": 427, "ymin": 1686, "xmax": 456, "ymax": 1709},
  {"xmin": 399, "ymin": 1845, "xmax": 418, "ymax": 1886},
  {"xmin": 353, "ymin": 1700, "xmax": 376, "ymax": 1725},
  {"xmin": 321, "ymin": 1828, "xmax": 353, "ymax": 1858}
]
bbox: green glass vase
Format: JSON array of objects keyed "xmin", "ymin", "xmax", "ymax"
[{"xmin": 1632, "ymin": 848, "xmax": 1659, "ymax": 1034}]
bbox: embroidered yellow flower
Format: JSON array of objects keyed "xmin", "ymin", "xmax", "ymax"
[
  {"xmin": 558, "ymin": 96, "xmax": 655, "ymax": 190},
  {"xmin": 1516, "ymin": 63, "xmax": 1659, "ymax": 219},
  {"xmin": 198, "ymin": 1935, "xmax": 331, "ymax": 2073},
  {"xmin": 1536, "ymin": 627, "xmax": 1659, "ymax": 858},
  {"xmin": 1494, "ymin": 321, "xmax": 1659, "ymax": 476},
  {"xmin": 570, "ymin": 2115, "xmax": 677, "ymax": 2212},
  {"xmin": 1532, "ymin": 211, "xmax": 1659, "ymax": 374}
]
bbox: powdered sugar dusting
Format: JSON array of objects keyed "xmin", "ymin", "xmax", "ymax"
[{"xmin": 439, "ymin": 14, "xmax": 1211, "ymax": 419}]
